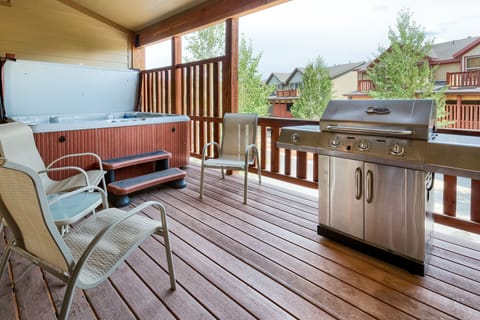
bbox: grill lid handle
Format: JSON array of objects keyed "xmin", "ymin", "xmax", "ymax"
[
  {"xmin": 365, "ymin": 106, "xmax": 391, "ymax": 114},
  {"xmin": 326, "ymin": 125, "xmax": 414, "ymax": 136}
]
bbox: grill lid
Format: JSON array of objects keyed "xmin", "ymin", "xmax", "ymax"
[{"xmin": 320, "ymin": 99, "xmax": 436, "ymax": 140}]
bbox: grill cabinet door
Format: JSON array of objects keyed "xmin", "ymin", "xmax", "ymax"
[
  {"xmin": 329, "ymin": 157, "xmax": 364, "ymax": 239},
  {"xmin": 364, "ymin": 162, "xmax": 407, "ymax": 255}
]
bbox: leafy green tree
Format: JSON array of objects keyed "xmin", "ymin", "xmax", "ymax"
[
  {"xmin": 290, "ymin": 56, "xmax": 332, "ymax": 120},
  {"xmin": 367, "ymin": 9, "xmax": 446, "ymax": 119},
  {"xmin": 238, "ymin": 37, "xmax": 273, "ymax": 116},
  {"xmin": 184, "ymin": 23, "xmax": 225, "ymax": 62},
  {"xmin": 184, "ymin": 23, "xmax": 272, "ymax": 116}
]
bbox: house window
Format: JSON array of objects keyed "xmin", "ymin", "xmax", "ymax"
[{"xmin": 466, "ymin": 56, "xmax": 480, "ymax": 71}]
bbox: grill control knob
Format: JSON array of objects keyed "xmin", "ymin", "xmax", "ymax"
[
  {"xmin": 358, "ymin": 140, "xmax": 369, "ymax": 151},
  {"xmin": 390, "ymin": 144, "xmax": 405, "ymax": 156},
  {"xmin": 291, "ymin": 133, "xmax": 300, "ymax": 143},
  {"xmin": 330, "ymin": 136, "xmax": 341, "ymax": 147}
]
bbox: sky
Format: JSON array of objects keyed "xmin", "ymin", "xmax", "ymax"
[{"xmin": 146, "ymin": 0, "xmax": 480, "ymax": 77}]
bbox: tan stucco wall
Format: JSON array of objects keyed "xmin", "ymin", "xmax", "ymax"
[
  {"xmin": 0, "ymin": 0, "xmax": 131, "ymax": 69},
  {"xmin": 434, "ymin": 63, "xmax": 460, "ymax": 82},
  {"xmin": 332, "ymin": 71, "xmax": 358, "ymax": 99}
]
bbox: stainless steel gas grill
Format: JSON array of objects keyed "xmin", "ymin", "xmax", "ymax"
[{"xmin": 278, "ymin": 99, "xmax": 438, "ymax": 275}]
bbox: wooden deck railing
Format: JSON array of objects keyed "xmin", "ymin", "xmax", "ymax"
[
  {"xmin": 441, "ymin": 104, "xmax": 480, "ymax": 130},
  {"xmin": 434, "ymin": 128, "xmax": 480, "ymax": 234},
  {"xmin": 140, "ymin": 60, "xmax": 479, "ymax": 234},
  {"xmin": 447, "ymin": 71, "xmax": 480, "ymax": 88},
  {"xmin": 357, "ymin": 80, "xmax": 374, "ymax": 92},
  {"xmin": 276, "ymin": 89, "xmax": 299, "ymax": 97},
  {"xmin": 140, "ymin": 66, "xmax": 174, "ymax": 114}
]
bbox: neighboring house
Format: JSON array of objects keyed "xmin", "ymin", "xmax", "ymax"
[
  {"xmin": 266, "ymin": 61, "xmax": 367, "ymax": 118},
  {"xmin": 347, "ymin": 36, "xmax": 480, "ymax": 129}
]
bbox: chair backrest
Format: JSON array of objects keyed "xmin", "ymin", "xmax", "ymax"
[
  {"xmin": 220, "ymin": 113, "xmax": 258, "ymax": 163},
  {"xmin": 0, "ymin": 158, "xmax": 74, "ymax": 271},
  {"xmin": 0, "ymin": 122, "xmax": 53, "ymax": 189}
]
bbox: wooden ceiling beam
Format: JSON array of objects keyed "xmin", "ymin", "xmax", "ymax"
[{"xmin": 135, "ymin": 0, "xmax": 289, "ymax": 47}]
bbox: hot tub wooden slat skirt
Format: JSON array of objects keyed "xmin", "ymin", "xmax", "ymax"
[{"xmin": 33, "ymin": 121, "xmax": 190, "ymax": 181}]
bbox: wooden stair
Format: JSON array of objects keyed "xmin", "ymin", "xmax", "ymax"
[{"xmin": 103, "ymin": 150, "xmax": 186, "ymax": 206}]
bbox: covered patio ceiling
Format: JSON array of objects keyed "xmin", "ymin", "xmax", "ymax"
[{"xmin": 58, "ymin": 0, "xmax": 289, "ymax": 46}]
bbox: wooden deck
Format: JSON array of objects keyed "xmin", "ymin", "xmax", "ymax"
[{"xmin": 1, "ymin": 161, "xmax": 480, "ymax": 319}]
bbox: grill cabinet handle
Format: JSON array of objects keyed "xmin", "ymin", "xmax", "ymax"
[
  {"xmin": 326, "ymin": 125, "xmax": 413, "ymax": 136},
  {"xmin": 355, "ymin": 167, "xmax": 362, "ymax": 200},
  {"xmin": 366, "ymin": 170, "xmax": 373, "ymax": 203}
]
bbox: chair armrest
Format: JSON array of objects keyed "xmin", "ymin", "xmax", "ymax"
[
  {"xmin": 201, "ymin": 142, "xmax": 220, "ymax": 161},
  {"xmin": 47, "ymin": 152, "xmax": 104, "ymax": 172},
  {"xmin": 47, "ymin": 185, "xmax": 108, "ymax": 209},
  {"xmin": 71, "ymin": 201, "xmax": 167, "ymax": 277},
  {"xmin": 244, "ymin": 144, "xmax": 260, "ymax": 165},
  {"xmin": 39, "ymin": 166, "xmax": 89, "ymax": 186}
]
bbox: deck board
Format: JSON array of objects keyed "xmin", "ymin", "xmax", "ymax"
[{"xmin": 1, "ymin": 161, "xmax": 480, "ymax": 319}]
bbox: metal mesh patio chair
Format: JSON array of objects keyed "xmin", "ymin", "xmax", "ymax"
[
  {"xmin": 0, "ymin": 122, "xmax": 106, "ymax": 195},
  {"xmin": 0, "ymin": 158, "xmax": 176, "ymax": 320},
  {"xmin": 199, "ymin": 113, "xmax": 261, "ymax": 204}
]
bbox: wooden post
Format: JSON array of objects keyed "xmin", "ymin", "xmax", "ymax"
[
  {"xmin": 131, "ymin": 40, "xmax": 145, "ymax": 112},
  {"xmin": 172, "ymin": 36, "xmax": 182, "ymax": 115},
  {"xmin": 271, "ymin": 128, "xmax": 280, "ymax": 173},
  {"xmin": 285, "ymin": 149, "xmax": 291, "ymax": 176},
  {"xmin": 443, "ymin": 175, "xmax": 457, "ymax": 216},
  {"xmin": 223, "ymin": 18, "xmax": 239, "ymax": 114},
  {"xmin": 131, "ymin": 46, "xmax": 145, "ymax": 70},
  {"xmin": 296, "ymin": 151, "xmax": 307, "ymax": 179},
  {"xmin": 260, "ymin": 126, "xmax": 267, "ymax": 170},
  {"xmin": 471, "ymin": 180, "xmax": 480, "ymax": 223}
]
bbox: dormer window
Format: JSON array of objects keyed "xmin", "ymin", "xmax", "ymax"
[{"xmin": 465, "ymin": 56, "xmax": 480, "ymax": 71}]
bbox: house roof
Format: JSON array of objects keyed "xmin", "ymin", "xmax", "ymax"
[
  {"xmin": 429, "ymin": 36, "xmax": 480, "ymax": 62},
  {"xmin": 285, "ymin": 67, "xmax": 305, "ymax": 83},
  {"xmin": 269, "ymin": 61, "xmax": 367, "ymax": 85},
  {"xmin": 328, "ymin": 61, "xmax": 368, "ymax": 78},
  {"xmin": 266, "ymin": 72, "xmax": 291, "ymax": 85}
]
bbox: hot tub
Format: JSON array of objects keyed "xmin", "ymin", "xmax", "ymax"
[
  {"xmin": 17, "ymin": 112, "xmax": 191, "ymax": 181},
  {"xmin": 2, "ymin": 59, "xmax": 190, "ymax": 180},
  {"xmin": 12, "ymin": 112, "xmax": 189, "ymax": 133}
]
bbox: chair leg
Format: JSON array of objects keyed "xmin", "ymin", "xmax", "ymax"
[
  {"xmin": 163, "ymin": 228, "xmax": 176, "ymax": 290},
  {"xmin": 159, "ymin": 206, "xmax": 176, "ymax": 290},
  {"xmin": 243, "ymin": 167, "xmax": 248, "ymax": 204},
  {"xmin": 199, "ymin": 164, "xmax": 205, "ymax": 199},
  {"xmin": 0, "ymin": 238, "xmax": 14, "ymax": 278},
  {"xmin": 257, "ymin": 156, "xmax": 262, "ymax": 185},
  {"xmin": 59, "ymin": 280, "xmax": 77, "ymax": 320}
]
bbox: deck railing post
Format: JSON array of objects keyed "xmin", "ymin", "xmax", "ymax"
[
  {"xmin": 471, "ymin": 180, "xmax": 480, "ymax": 223},
  {"xmin": 443, "ymin": 175, "xmax": 457, "ymax": 217}
]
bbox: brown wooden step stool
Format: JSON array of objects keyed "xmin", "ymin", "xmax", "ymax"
[{"xmin": 102, "ymin": 150, "xmax": 186, "ymax": 207}]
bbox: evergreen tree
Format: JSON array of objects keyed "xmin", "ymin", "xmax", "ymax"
[
  {"xmin": 367, "ymin": 9, "xmax": 446, "ymax": 118},
  {"xmin": 291, "ymin": 56, "xmax": 332, "ymax": 120}
]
